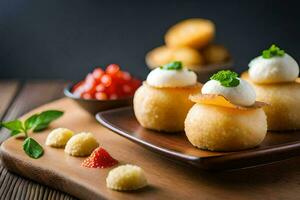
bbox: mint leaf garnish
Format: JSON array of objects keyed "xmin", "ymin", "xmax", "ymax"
[
  {"xmin": 262, "ymin": 44, "xmax": 285, "ymax": 59},
  {"xmin": 210, "ymin": 70, "xmax": 240, "ymax": 87},
  {"xmin": 160, "ymin": 61, "xmax": 183, "ymax": 70}
]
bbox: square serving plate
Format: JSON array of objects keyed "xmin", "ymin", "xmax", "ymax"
[{"xmin": 96, "ymin": 107, "xmax": 300, "ymax": 170}]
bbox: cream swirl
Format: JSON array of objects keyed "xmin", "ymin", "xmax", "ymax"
[
  {"xmin": 201, "ymin": 78, "xmax": 256, "ymax": 106},
  {"xmin": 146, "ymin": 67, "xmax": 197, "ymax": 87},
  {"xmin": 249, "ymin": 54, "xmax": 299, "ymax": 84}
]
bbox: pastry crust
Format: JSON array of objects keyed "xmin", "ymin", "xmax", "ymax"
[
  {"xmin": 165, "ymin": 18, "xmax": 215, "ymax": 49},
  {"xmin": 134, "ymin": 82, "xmax": 201, "ymax": 132},
  {"xmin": 185, "ymin": 104, "xmax": 267, "ymax": 151},
  {"xmin": 190, "ymin": 94, "xmax": 267, "ymax": 110},
  {"xmin": 242, "ymin": 72, "xmax": 300, "ymax": 131}
]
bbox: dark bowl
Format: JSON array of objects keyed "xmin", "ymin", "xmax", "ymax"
[{"xmin": 64, "ymin": 84, "xmax": 133, "ymax": 115}]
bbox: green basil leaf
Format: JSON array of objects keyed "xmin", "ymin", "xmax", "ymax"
[
  {"xmin": 1, "ymin": 120, "xmax": 23, "ymax": 131},
  {"xmin": 24, "ymin": 114, "xmax": 39, "ymax": 130},
  {"xmin": 23, "ymin": 137, "xmax": 44, "ymax": 159},
  {"xmin": 33, "ymin": 123, "xmax": 49, "ymax": 132},
  {"xmin": 11, "ymin": 129, "xmax": 22, "ymax": 136},
  {"xmin": 32, "ymin": 110, "xmax": 64, "ymax": 132}
]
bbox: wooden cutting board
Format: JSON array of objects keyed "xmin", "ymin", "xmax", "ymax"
[{"xmin": 1, "ymin": 98, "xmax": 300, "ymax": 200}]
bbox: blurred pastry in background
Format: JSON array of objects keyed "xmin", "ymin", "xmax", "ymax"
[
  {"xmin": 172, "ymin": 47, "xmax": 205, "ymax": 70},
  {"xmin": 145, "ymin": 46, "xmax": 173, "ymax": 69},
  {"xmin": 146, "ymin": 46, "xmax": 204, "ymax": 70},
  {"xmin": 242, "ymin": 44, "xmax": 300, "ymax": 131},
  {"xmin": 145, "ymin": 18, "xmax": 231, "ymax": 72},
  {"xmin": 201, "ymin": 44, "xmax": 230, "ymax": 65},
  {"xmin": 165, "ymin": 18, "xmax": 215, "ymax": 49}
]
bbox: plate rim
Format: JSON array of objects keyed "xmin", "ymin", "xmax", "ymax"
[{"xmin": 96, "ymin": 106, "xmax": 300, "ymax": 170}]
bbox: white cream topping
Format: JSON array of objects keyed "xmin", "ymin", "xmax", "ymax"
[
  {"xmin": 201, "ymin": 78, "xmax": 256, "ymax": 106},
  {"xmin": 146, "ymin": 68, "xmax": 197, "ymax": 87},
  {"xmin": 248, "ymin": 54, "xmax": 299, "ymax": 83}
]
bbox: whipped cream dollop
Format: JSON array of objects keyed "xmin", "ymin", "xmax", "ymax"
[
  {"xmin": 249, "ymin": 54, "xmax": 299, "ymax": 84},
  {"xmin": 201, "ymin": 78, "xmax": 256, "ymax": 106},
  {"xmin": 146, "ymin": 67, "xmax": 197, "ymax": 87}
]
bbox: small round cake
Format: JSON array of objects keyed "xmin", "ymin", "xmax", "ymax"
[
  {"xmin": 165, "ymin": 18, "xmax": 215, "ymax": 49},
  {"xmin": 185, "ymin": 70, "xmax": 267, "ymax": 151},
  {"xmin": 45, "ymin": 128, "xmax": 74, "ymax": 148},
  {"xmin": 134, "ymin": 61, "xmax": 201, "ymax": 132},
  {"xmin": 64, "ymin": 132, "xmax": 99, "ymax": 156},
  {"xmin": 243, "ymin": 44, "xmax": 300, "ymax": 131}
]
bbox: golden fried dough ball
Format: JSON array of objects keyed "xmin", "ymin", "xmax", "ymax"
[
  {"xmin": 165, "ymin": 18, "xmax": 215, "ymax": 49},
  {"xmin": 202, "ymin": 44, "xmax": 230, "ymax": 64},
  {"xmin": 185, "ymin": 104, "xmax": 267, "ymax": 151},
  {"xmin": 242, "ymin": 72, "xmax": 300, "ymax": 131},
  {"xmin": 134, "ymin": 82, "xmax": 201, "ymax": 132},
  {"xmin": 146, "ymin": 46, "xmax": 204, "ymax": 69}
]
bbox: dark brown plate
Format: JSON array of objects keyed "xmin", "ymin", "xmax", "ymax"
[{"xmin": 96, "ymin": 107, "xmax": 300, "ymax": 170}]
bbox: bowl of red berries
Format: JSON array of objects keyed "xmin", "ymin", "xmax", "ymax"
[{"xmin": 64, "ymin": 64, "xmax": 142, "ymax": 114}]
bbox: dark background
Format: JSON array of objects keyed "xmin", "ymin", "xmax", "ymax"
[{"xmin": 0, "ymin": 0, "xmax": 299, "ymax": 80}]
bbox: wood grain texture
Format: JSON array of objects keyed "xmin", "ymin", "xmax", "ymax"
[
  {"xmin": 0, "ymin": 161, "xmax": 76, "ymax": 200},
  {"xmin": 0, "ymin": 80, "xmax": 19, "ymax": 120},
  {"xmin": 0, "ymin": 80, "xmax": 67, "ymax": 143},
  {"xmin": 1, "ymin": 98, "xmax": 300, "ymax": 200},
  {"xmin": 97, "ymin": 107, "xmax": 300, "ymax": 170},
  {"xmin": 0, "ymin": 80, "xmax": 76, "ymax": 200}
]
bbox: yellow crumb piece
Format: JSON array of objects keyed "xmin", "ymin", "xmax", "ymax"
[
  {"xmin": 45, "ymin": 128, "xmax": 74, "ymax": 148},
  {"xmin": 106, "ymin": 164, "xmax": 147, "ymax": 191},
  {"xmin": 64, "ymin": 132, "xmax": 99, "ymax": 157}
]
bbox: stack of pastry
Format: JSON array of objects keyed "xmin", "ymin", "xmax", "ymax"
[
  {"xmin": 185, "ymin": 70, "xmax": 267, "ymax": 151},
  {"xmin": 134, "ymin": 61, "xmax": 201, "ymax": 132},
  {"xmin": 146, "ymin": 18, "xmax": 231, "ymax": 71},
  {"xmin": 242, "ymin": 44, "xmax": 300, "ymax": 131}
]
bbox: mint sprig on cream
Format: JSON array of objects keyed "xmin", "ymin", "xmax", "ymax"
[
  {"xmin": 160, "ymin": 61, "xmax": 183, "ymax": 70},
  {"xmin": 210, "ymin": 70, "xmax": 240, "ymax": 87},
  {"xmin": 262, "ymin": 44, "xmax": 285, "ymax": 59}
]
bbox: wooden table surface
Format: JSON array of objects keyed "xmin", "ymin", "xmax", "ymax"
[
  {"xmin": 0, "ymin": 80, "xmax": 76, "ymax": 200},
  {"xmin": 1, "ymin": 80, "xmax": 300, "ymax": 200}
]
